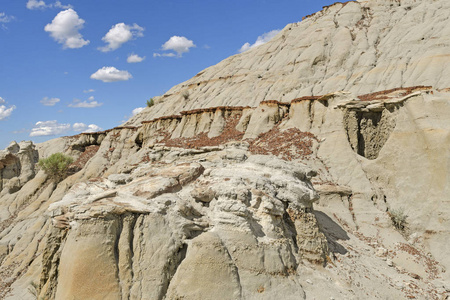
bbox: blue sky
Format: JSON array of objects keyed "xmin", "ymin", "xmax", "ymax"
[{"xmin": 0, "ymin": 0, "xmax": 338, "ymax": 149}]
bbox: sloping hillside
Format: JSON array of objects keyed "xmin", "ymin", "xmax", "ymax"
[
  {"xmin": 127, "ymin": 0, "xmax": 450, "ymax": 124},
  {"xmin": 0, "ymin": 0, "xmax": 449, "ymax": 299}
]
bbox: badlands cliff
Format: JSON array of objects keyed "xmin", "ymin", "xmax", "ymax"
[{"xmin": 1, "ymin": 0, "xmax": 450, "ymax": 299}]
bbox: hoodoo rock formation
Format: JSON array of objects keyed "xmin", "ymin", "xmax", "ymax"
[{"xmin": 1, "ymin": 0, "xmax": 450, "ymax": 299}]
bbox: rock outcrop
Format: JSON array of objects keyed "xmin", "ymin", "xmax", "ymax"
[
  {"xmin": 126, "ymin": 0, "xmax": 450, "ymax": 124},
  {"xmin": 0, "ymin": 141, "xmax": 38, "ymax": 195},
  {"xmin": 1, "ymin": 0, "xmax": 450, "ymax": 299}
]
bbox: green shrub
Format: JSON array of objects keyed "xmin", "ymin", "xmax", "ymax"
[
  {"xmin": 38, "ymin": 153, "xmax": 74, "ymax": 181},
  {"xmin": 182, "ymin": 91, "xmax": 189, "ymax": 100},
  {"xmin": 390, "ymin": 208, "xmax": 407, "ymax": 231},
  {"xmin": 146, "ymin": 98, "xmax": 154, "ymax": 107}
]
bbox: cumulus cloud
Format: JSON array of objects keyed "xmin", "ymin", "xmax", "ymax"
[
  {"xmin": 68, "ymin": 96, "xmax": 103, "ymax": 108},
  {"xmin": 238, "ymin": 29, "xmax": 280, "ymax": 53},
  {"xmin": 30, "ymin": 120, "xmax": 71, "ymax": 136},
  {"xmin": 0, "ymin": 105, "xmax": 15, "ymax": 120},
  {"xmin": 40, "ymin": 97, "xmax": 60, "ymax": 106},
  {"xmin": 72, "ymin": 123, "xmax": 102, "ymax": 133},
  {"xmin": 0, "ymin": 97, "xmax": 16, "ymax": 121},
  {"xmin": 27, "ymin": 0, "xmax": 72, "ymax": 10},
  {"xmin": 83, "ymin": 89, "xmax": 95, "ymax": 93},
  {"xmin": 90, "ymin": 66, "xmax": 132, "ymax": 82},
  {"xmin": 44, "ymin": 9, "xmax": 89, "ymax": 49},
  {"xmin": 127, "ymin": 53, "xmax": 145, "ymax": 63},
  {"xmin": 98, "ymin": 23, "xmax": 144, "ymax": 52},
  {"xmin": 154, "ymin": 36, "xmax": 196, "ymax": 57},
  {"xmin": 132, "ymin": 107, "xmax": 145, "ymax": 116},
  {"xmin": 121, "ymin": 107, "xmax": 145, "ymax": 122},
  {"xmin": 26, "ymin": 0, "xmax": 46, "ymax": 9}
]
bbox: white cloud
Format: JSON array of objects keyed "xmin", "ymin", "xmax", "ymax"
[
  {"xmin": 68, "ymin": 96, "xmax": 103, "ymax": 108},
  {"xmin": 153, "ymin": 53, "xmax": 176, "ymax": 58},
  {"xmin": 156, "ymin": 36, "xmax": 196, "ymax": 57},
  {"xmin": 132, "ymin": 107, "xmax": 145, "ymax": 116},
  {"xmin": 30, "ymin": 120, "xmax": 70, "ymax": 136},
  {"xmin": 83, "ymin": 89, "xmax": 95, "ymax": 93},
  {"xmin": 0, "ymin": 12, "xmax": 14, "ymax": 30},
  {"xmin": 73, "ymin": 123, "xmax": 102, "ymax": 133},
  {"xmin": 122, "ymin": 107, "xmax": 145, "ymax": 122},
  {"xmin": 27, "ymin": 0, "xmax": 72, "ymax": 10},
  {"xmin": 26, "ymin": 0, "xmax": 46, "ymax": 10},
  {"xmin": 0, "ymin": 12, "xmax": 14, "ymax": 23},
  {"xmin": 53, "ymin": 1, "xmax": 72, "ymax": 9},
  {"xmin": 0, "ymin": 105, "xmax": 15, "ymax": 120},
  {"xmin": 90, "ymin": 66, "xmax": 132, "ymax": 82},
  {"xmin": 40, "ymin": 97, "xmax": 60, "ymax": 106},
  {"xmin": 72, "ymin": 122, "xmax": 84, "ymax": 131},
  {"xmin": 238, "ymin": 43, "xmax": 251, "ymax": 53},
  {"xmin": 238, "ymin": 29, "xmax": 280, "ymax": 53},
  {"xmin": 127, "ymin": 53, "xmax": 145, "ymax": 63},
  {"xmin": 98, "ymin": 23, "xmax": 144, "ymax": 52},
  {"xmin": 0, "ymin": 97, "xmax": 16, "ymax": 121},
  {"xmin": 44, "ymin": 9, "xmax": 89, "ymax": 49}
]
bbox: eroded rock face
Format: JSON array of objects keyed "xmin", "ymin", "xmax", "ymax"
[
  {"xmin": 166, "ymin": 232, "xmax": 242, "ymax": 300},
  {"xmin": 37, "ymin": 148, "xmax": 325, "ymax": 300},
  {"xmin": 343, "ymin": 109, "xmax": 396, "ymax": 159},
  {"xmin": 0, "ymin": 89, "xmax": 448, "ymax": 300},
  {"xmin": 0, "ymin": 141, "xmax": 38, "ymax": 194},
  {"xmin": 125, "ymin": 0, "xmax": 450, "ymax": 125},
  {"xmin": 1, "ymin": 0, "xmax": 450, "ymax": 299}
]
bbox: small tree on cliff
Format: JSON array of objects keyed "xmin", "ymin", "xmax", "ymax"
[{"xmin": 38, "ymin": 153, "xmax": 74, "ymax": 182}]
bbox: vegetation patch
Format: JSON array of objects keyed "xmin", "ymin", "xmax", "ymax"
[
  {"xmin": 38, "ymin": 153, "xmax": 74, "ymax": 182},
  {"xmin": 389, "ymin": 207, "xmax": 407, "ymax": 231}
]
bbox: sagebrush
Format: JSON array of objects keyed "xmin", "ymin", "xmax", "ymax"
[
  {"xmin": 38, "ymin": 153, "xmax": 73, "ymax": 181},
  {"xmin": 390, "ymin": 208, "xmax": 407, "ymax": 231}
]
